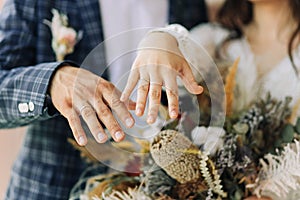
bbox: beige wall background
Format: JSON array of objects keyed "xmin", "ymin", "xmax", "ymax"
[
  {"xmin": 0, "ymin": 1, "xmax": 26, "ymax": 198},
  {"xmin": 0, "ymin": 128, "xmax": 25, "ymax": 198}
]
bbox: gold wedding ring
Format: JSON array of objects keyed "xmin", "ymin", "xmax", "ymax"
[
  {"xmin": 150, "ymin": 81, "xmax": 163, "ymax": 86},
  {"xmin": 139, "ymin": 78, "xmax": 163, "ymax": 86}
]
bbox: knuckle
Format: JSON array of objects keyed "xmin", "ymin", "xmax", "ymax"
[
  {"xmin": 149, "ymin": 102, "xmax": 161, "ymax": 108},
  {"xmin": 81, "ymin": 108, "xmax": 94, "ymax": 118},
  {"xmin": 150, "ymin": 90, "xmax": 161, "ymax": 99},
  {"xmin": 169, "ymin": 103, "xmax": 178, "ymax": 109},
  {"xmin": 149, "ymin": 104, "xmax": 160, "ymax": 113},
  {"xmin": 111, "ymin": 98, "xmax": 123, "ymax": 108},
  {"xmin": 98, "ymin": 106, "xmax": 111, "ymax": 116},
  {"xmin": 95, "ymin": 98, "xmax": 103, "ymax": 107},
  {"xmin": 166, "ymin": 90, "xmax": 178, "ymax": 99},
  {"xmin": 91, "ymin": 124, "xmax": 102, "ymax": 132},
  {"xmin": 68, "ymin": 115, "xmax": 78, "ymax": 125},
  {"xmin": 98, "ymin": 80, "xmax": 114, "ymax": 91},
  {"xmin": 106, "ymin": 121, "xmax": 119, "ymax": 132},
  {"xmin": 138, "ymin": 84, "xmax": 149, "ymax": 93},
  {"xmin": 109, "ymin": 126, "xmax": 119, "ymax": 133},
  {"xmin": 136, "ymin": 102, "xmax": 146, "ymax": 108}
]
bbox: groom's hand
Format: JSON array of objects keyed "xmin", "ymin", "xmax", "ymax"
[{"xmin": 49, "ymin": 66, "xmax": 135, "ymax": 146}]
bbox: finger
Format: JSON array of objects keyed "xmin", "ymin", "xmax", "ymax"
[
  {"xmin": 179, "ymin": 63, "xmax": 203, "ymax": 94},
  {"xmin": 135, "ymin": 78, "xmax": 149, "ymax": 116},
  {"xmin": 127, "ymin": 99, "xmax": 136, "ymax": 110},
  {"xmin": 120, "ymin": 67, "xmax": 139, "ymax": 102},
  {"xmin": 147, "ymin": 81, "xmax": 162, "ymax": 124},
  {"xmin": 121, "ymin": 98, "xmax": 136, "ymax": 110},
  {"xmin": 164, "ymin": 77, "xmax": 179, "ymax": 119},
  {"xmin": 65, "ymin": 109, "xmax": 87, "ymax": 146},
  {"xmin": 96, "ymin": 80, "xmax": 135, "ymax": 129},
  {"xmin": 103, "ymin": 87, "xmax": 135, "ymax": 129},
  {"xmin": 80, "ymin": 105, "xmax": 107, "ymax": 143},
  {"xmin": 94, "ymin": 98, "xmax": 126, "ymax": 142}
]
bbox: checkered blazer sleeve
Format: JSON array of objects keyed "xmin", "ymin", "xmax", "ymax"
[{"xmin": 0, "ymin": 0, "xmax": 61, "ymax": 128}]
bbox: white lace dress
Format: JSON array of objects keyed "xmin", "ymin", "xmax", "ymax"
[{"xmin": 154, "ymin": 24, "xmax": 300, "ymax": 112}]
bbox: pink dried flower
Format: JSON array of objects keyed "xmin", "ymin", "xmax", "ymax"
[{"xmin": 44, "ymin": 9, "xmax": 82, "ymax": 61}]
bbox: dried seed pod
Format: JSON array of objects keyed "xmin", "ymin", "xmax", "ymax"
[{"xmin": 150, "ymin": 130, "xmax": 202, "ymax": 183}]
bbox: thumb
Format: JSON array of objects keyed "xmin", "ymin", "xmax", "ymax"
[{"xmin": 180, "ymin": 66, "xmax": 203, "ymax": 94}]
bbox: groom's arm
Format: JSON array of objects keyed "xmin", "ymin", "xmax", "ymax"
[{"xmin": 0, "ymin": 0, "xmax": 63, "ymax": 128}]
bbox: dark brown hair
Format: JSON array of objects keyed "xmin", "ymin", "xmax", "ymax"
[{"xmin": 216, "ymin": 0, "xmax": 300, "ymax": 74}]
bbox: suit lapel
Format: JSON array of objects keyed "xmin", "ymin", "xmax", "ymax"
[{"xmin": 168, "ymin": 0, "xmax": 182, "ymax": 24}]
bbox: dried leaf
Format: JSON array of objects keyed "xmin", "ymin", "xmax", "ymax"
[
  {"xmin": 281, "ymin": 124, "xmax": 295, "ymax": 143},
  {"xmin": 288, "ymin": 98, "xmax": 300, "ymax": 124},
  {"xmin": 134, "ymin": 138, "xmax": 150, "ymax": 153},
  {"xmin": 67, "ymin": 138, "xmax": 98, "ymax": 163},
  {"xmin": 224, "ymin": 58, "xmax": 240, "ymax": 117},
  {"xmin": 295, "ymin": 118, "xmax": 300, "ymax": 134}
]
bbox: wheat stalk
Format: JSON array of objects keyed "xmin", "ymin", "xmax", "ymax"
[{"xmin": 224, "ymin": 58, "xmax": 240, "ymax": 116}]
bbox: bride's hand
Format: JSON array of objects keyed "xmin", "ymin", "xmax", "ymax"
[{"xmin": 120, "ymin": 32, "xmax": 203, "ymax": 124}]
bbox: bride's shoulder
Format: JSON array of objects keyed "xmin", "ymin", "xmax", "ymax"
[
  {"xmin": 189, "ymin": 23, "xmax": 231, "ymax": 46},
  {"xmin": 190, "ymin": 23, "xmax": 229, "ymax": 34}
]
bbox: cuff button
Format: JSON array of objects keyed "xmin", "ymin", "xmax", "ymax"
[
  {"xmin": 18, "ymin": 103, "xmax": 29, "ymax": 113},
  {"xmin": 28, "ymin": 102, "xmax": 35, "ymax": 112}
]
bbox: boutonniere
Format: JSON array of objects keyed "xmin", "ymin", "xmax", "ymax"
[{"xmin": 44, "ymin": 9, "xmax": 83, "ymax": 61}]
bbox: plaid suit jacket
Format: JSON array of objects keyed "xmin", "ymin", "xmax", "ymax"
[{"xmin": 0, "ymin": 0, "xmax": 207, "ymax": 199}]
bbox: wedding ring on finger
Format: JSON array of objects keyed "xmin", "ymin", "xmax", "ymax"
[
  {"xmin": 139, "ymin": 78, "xmax": 150, "ymax": 83},
  {"xmin": 79, "ymin": 105, "xmax": 93, "ymax": 116},
  {"xmin": 150, "ymin": 81, "xmax": 163, "ymax": 87}
]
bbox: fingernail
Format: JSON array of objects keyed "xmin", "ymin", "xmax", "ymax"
[
  {"xmin": 125, "ymin": 118, "xmax": 134, "ymax": 128},
  {"xmin": 78, "ymin": 136, "xmax": 86, "ymax": 146},
  {"xmin": 170, "ymin": 110, "xmax": 177, "ymax": 118},
  {"xmin": 197, "ymin": 85, "xmax": 203, "ymax": 92},
  {"xmin": 115, "ymin": 131, "xmax": 124, "ymax": 141},
  {"xmin": 136, "ymin": 108, "xmax": 142, "ymax": 116},
  {"xmin": 192, "ymin": 82, "xmax": 200, "ymax": 87},
  {"xmin": 97, "ymin": 133, "xmax": 107, "ymax": 142},
  {"xmin": 147, "ymin": 115, "xmax": 155, "ymax": 124}
]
